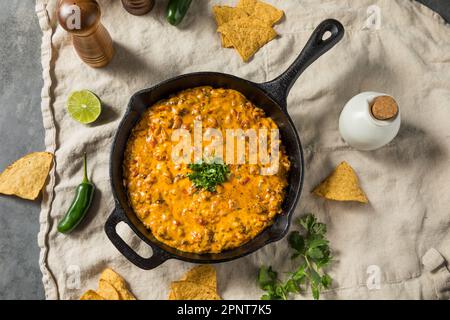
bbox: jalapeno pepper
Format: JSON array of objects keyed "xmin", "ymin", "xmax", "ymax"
[
  {"xmin": 57, "ymin": 153, "xmax": 95, "ymax": 234},
  {"xmin": 166, "ymin": 0, "xmax": 192, "ymax": 26}
]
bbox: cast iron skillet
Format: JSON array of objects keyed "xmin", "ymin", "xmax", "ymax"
[{"xmin": 105, "ymin": 19, "xmax": 344, "ymax": 270}]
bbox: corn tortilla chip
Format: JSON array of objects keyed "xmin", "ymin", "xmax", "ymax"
[
  {"xmin": 213, "ymin": 6, "xmax": 249, "ymax": 48},
  {"xmin": 221, "ymin": 35, "xmax": 234, "ymax": 48},
  {"xmin": 80, "ymin": 290, "xmax": 105, "ymax": 300},
  {"xmin": 100, "ymin": 268, "xmax": 136, "ymax": 300},
  {"xmin": 237, "ymin": 0, "xmax": 284, "ymax": 25},
  {"xmin": 313, "ymin": 162, "xmax": 368, "ymax": 203},
  {"xmin": 168, "ymin": 265, "xmax": 221, "ymax": 300},
  {"xmin": 181, "ymin": 265, "xmax": 217, "ymax": 290},
  {"xmin": 170, "ymin": 281, "xmax": 221, "ymax": 300},
  {"xmin": 97, "ymin": 279, "xmax": 121, "ymax": 300},
  {"xmin": 0, "ymin": 152, "xmax": 53, "ymax": 200},
  {"xmin": 218, "ymin": 18, "xmax": 277, "ymax": 62}
]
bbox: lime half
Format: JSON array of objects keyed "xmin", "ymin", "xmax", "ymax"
[{"xmin": 67, "ymin": 90, "xmax": 102, "ymax": 124}]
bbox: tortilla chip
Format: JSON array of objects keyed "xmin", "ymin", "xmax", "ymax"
[
  {"xmin": 168, "ymin": 290, "xmax": 176, "ymax": 300},
  {"xmin": 237, "ymin": 0, "xmax": 284, "ymax": 25},
  {"xmin": 218, "ymin": 18, "xmax": 277, "ymax": 62},
  {"xmin": 213, "ymin": 6, "xmax": 249, "ymax": 48},
  {"xmin": 237, "ymin": 0, "xmax": 258, "ymax": 14},
  {"xmin": 181, "ymin": 265, "xmax": 217, "ymax": 290},
  {"xmin": 100, "ymin": 268, "xmax": 136, "ymax": 300},
  {"xmin": 97, "ymin": 280, "xmax": 120, "ymax": 300},
  {"xmin": 80, "ymin": 290, "xmax": 105, "ymax": 300},
  {"xmin": 79, "ymin": 268, "xmax": 137, "ymax": 301},
  {"xmin": 220, "ymin": 36, "xmax": 233, "ymax": 48},
  {"xmin": 313, "ymin": 162, "xmax": 368, "ymax": 203},
  {"xmin": 0, "ymin": 152, "xmax": 53, "ymax": 200},
  {"xmin": 170, "ymin": 281, "xmax": 221, "ymax": 300},
  {"xmin": 168, "ymin": 265, "xmax": 221, "ymax": 300},
  {"xmin": 212, "ymin": 1, "xmax": 283, "ymax": 57}
]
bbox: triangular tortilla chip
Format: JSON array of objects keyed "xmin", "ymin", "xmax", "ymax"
[
  {"xmin": 100, "ymin": 268, "xmax": 136, "ymax": 300},
  {"xmin": 181, "ymin": 265, "xmax": 217, "ymax": 290},
  {"xmin": 168, "ymin": 290, "xmax": 176, "ymax": 300},
  {"xmin": 80, "ymin": 290, "xmax": 105, "ymax": 300},
  {"xmin": 168, "ymin": 265, "xmax": 221, "ymax": 300},
  {"xmin": 221, "ymin": 35, "xmax": 234, "ymax": 48},
  {"xmin": 0, "ymin": 152, "xmax": 53, "ymax": 200},
  {"xmin": 97, "ymin": 279, "xmax": 121, "ymax": 300},
  {"xmin": 170, "ymin": 281, "xmax": 221, "ymax": 300},
  {"xmin": 213, "ymin": 6, "xmax": 249, "ymax": 48},
  {"xmin": 218, "ymin": 18, "xmax": 277, "ymax": 61},
  {"xmin": 237, "ymin": 0, "xmax": 257, "ymax": 8},
  {"xmin": 237, "ymin": 0, "xmax": 284, "ymax": 25},
  {"xmin": 313, "ymin": 162, "xmax": 368, "ymax": 203}
]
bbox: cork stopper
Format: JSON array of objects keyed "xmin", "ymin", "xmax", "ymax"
[{"xmin": 371, "ymin": 96, "xmax": 399, "ymax": 121}]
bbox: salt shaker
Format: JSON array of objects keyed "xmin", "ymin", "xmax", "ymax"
[
  {"xmin": 339, "ymin": 92, "xmax": 401, "ymax": 151},
  {"xmin": 57, "ymin": 0, "xmax": 115, "ymax": 68},
  {"xmin": 121, "ymin": 0, "xmax": 155, "ymax": 16}
]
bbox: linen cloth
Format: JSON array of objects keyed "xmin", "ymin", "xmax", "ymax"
[{"xmin": 35, "ymin": 0, "xmax": 450, "ymax": 300}]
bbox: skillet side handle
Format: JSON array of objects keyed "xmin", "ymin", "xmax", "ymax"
[
  {"xmin": 259, "ymin": 19, "xmax": 345, "ymax": 110},
  {"xmin": 105, "ymin": 207, "xmax": 170, "ymax": 270}
]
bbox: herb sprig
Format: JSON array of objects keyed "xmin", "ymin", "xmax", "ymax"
[
  {"xmin": 258, "ymin": 214, "xmax": 332, "ymax": 300},
  {"xmin": 187, "ymin": 161, "xmax": 230, "ymax": 192}
]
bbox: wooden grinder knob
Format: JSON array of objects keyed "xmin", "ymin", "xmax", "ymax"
[
  {"xmin": 122, "ymin": 0, "xmax": 155, "ymax": 16},
  {"xmin": 57, "ymin": 0, "xmax": 114, "ymax": 68}
]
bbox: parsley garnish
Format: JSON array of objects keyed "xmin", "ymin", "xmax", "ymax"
[
  {"xmin": 187, "ymin": 161, "xmax": 230, "ymax": 192},
  {"xmin": 258, "ymin": 214, "xmax": 333, "ymax": 300}
]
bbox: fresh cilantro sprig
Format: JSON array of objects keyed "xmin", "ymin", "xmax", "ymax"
[
  {"xmin": 258, "ymin": 214, "xmax": 333, "ymax": 300},
  {"xmin": 187, "ymin": 160, "xmax": 230, "ymax": 192}
]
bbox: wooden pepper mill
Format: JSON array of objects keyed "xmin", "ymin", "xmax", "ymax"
[
  {"xmin": 57, "ymin": 0, "xmax": 114, "ymax": 68},
  {"xmin": 121, "ymin": 0, "xmax": 155, "ymax": 16}
]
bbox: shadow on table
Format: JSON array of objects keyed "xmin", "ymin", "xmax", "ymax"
[
  {"xmin": 88, "ymin": 101, "xmax": 120, "ymax": 127},
  {"xmin": 369, "ymin": 121, "xmax": 446, "ymax": 167},
  {"xmin": 100, "ymin": 41, "xmax": 167, "ymax": 87}
]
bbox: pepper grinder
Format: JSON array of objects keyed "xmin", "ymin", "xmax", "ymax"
[
  {"xmin": 339, "ymin": 92, "xmax": 401, "ymax": 151},
  {"xmin": 121, "ymin": 0, "xmax": 155, "ymax": 16},
  {"xmin": 57, "ymin": 0, "xmax": 115, "ymax": 68}
]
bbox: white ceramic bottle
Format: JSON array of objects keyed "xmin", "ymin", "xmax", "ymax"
[{"xmin": 339, "ymin": 92, "xmax": 401, "ymax": 151}]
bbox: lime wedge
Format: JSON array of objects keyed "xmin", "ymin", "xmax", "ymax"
[{"xmin": 67, "ymin": 90, "xmax": 102, "ymax": 124}]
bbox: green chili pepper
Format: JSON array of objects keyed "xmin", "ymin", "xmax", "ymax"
[
  {"xmin": 166, "ymin": 0, "xmax": 192, "ymax": 26},
  {"xmin": 57, "ymin": 153, "xmax": 95, "ymax": 234}
]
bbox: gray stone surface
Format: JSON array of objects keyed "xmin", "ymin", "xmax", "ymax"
[
  {"xmin": 0, "ymin": 0, "xmax": 448, "ymax": 300},
  {"xmin": 419, "ymin": 0, "xmax": 450, "ymax": 21},
  {"xmin": 0, "ymin": 0, "xmax": 46, "ymax": 300}
]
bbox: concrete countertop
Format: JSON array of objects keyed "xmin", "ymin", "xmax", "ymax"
[{"xmin": 0, "ymin": 0, "xmax": 448, "ymax": 300}]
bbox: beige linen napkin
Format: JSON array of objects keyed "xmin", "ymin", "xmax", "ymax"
[{"xmin": 35, "ymin": 0, "xmax": 450, "ymax": 300}]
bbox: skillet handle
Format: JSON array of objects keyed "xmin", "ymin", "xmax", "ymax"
[
  {"xmin": 259, "ymin": 19, "xmax": 345, "ymax": 110},
  {"xmin": 104, "ymin": 207, "xmax": 170, "ymax": 270}
]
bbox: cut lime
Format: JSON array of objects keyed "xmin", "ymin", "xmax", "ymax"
[{"xmin": 67, "ymin": 90, "xmax": 102, "ymax": 124}]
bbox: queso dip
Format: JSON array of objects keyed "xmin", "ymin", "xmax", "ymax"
[{"xmin": 123, "ymin": 87, "xmax": 290, "ymax": 253}]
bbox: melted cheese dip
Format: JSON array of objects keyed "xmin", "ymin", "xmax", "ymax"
[{"xmin": 123, "ymin": 87, "xmax": 290, "ymax": 253}]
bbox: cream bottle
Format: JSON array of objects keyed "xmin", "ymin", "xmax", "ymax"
[{"xmin": 339, "ymin": 92, "xmax": 401, "ymax": 151}]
